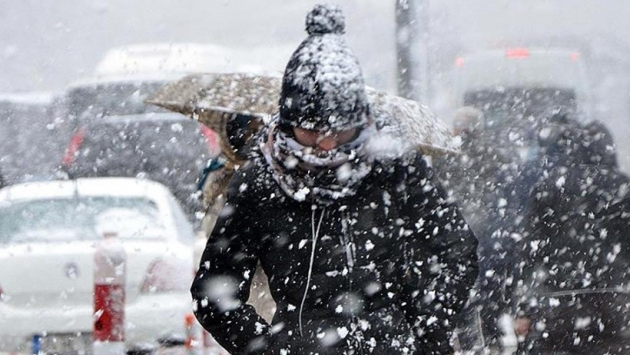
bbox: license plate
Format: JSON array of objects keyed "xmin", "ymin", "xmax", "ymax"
[{"xmin": 37, "ymin": 332, "xmax": 93, "ymax": 355}]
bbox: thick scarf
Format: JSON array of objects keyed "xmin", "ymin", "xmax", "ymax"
[{"xmin": 260, "ymin": 121, "xmax": 374, "ymax": 204}]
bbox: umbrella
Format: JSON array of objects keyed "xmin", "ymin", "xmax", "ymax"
[
  {"xmin": 147, "ymin": 73, "xmax": 279, "ymax": 166},
  {"xmin": 366, "ymin": 88, "xmax": 456, "ymax": 156},
  {"xmin": 146, "ymin": 72, "xmax": 457, "ymax": 165}
]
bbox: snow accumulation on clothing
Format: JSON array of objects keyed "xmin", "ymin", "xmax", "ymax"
[{"xmin": 190, "ymin": 4, "xmax": 478, "ymax": 355}]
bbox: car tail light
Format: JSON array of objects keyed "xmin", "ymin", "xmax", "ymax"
[
  {"xmin": 200, "ymin": 126, "xmax": 220, "ymax": 156},
  {"xmin": 62, "ymin": 129, "xmax": 86, "ymax": 166},
  {"xmin": 506, "ymin": 47, "xmax": 530, "ymax": 59},
  {"xmin": 455, "ymin": 57, "xmax": 465, "ymax": 67},
  {"xmin": 141, "ymin": 259, "xmax": 190, "ymax": 293}
]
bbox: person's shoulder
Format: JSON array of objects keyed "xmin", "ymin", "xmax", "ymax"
[
  {"xmin": 370, "ymin": 151, "xmax": 434, "ymax": 185},
  {"xmin": 597, "ymin": 167, "xmax": 630, "ymax": 200}
]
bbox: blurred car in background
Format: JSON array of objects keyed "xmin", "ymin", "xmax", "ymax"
[
  {"xmin": 55, "ymin": 43, "xmax": 271, "ymax": 224},
  {"xmin": 0, "ymin": 178, "xmax": 196, "ymax": 354},
  {"xmin": 93, "ymin": 43, "xmax": 237, "ymax": 78},
  {"xmin": 62, "ymin": 113, "xmax": 219, "ymax": 224},
  {"xmin": 60, "ymin": 42, "xmax": 275, "ymax": 121},
  {"xmin": 450, "ymin": 47, "xmax": 592, "ymax": 160},
  {"xmin": 0, "ymin": 92, "xmax": 70, "ymax": 184},
  {"xmin": 58, "ymin": 43, "xmax": 238, "ymax": 129},
  {"xmin": 453, "ymin": 47, "xmax": 591, "ymax": 122}
]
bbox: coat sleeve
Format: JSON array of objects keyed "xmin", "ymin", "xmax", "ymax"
[
  {"xmin": 516, "ymin": 174, "xmax": 563, "ymax": 309},
  {"xmin": 190, "ymin": 170, "xmax": 272, "ymax": 355},
  {"xmin": 398, "ymin": 156, "xmax": 479, "ymax": 355}
]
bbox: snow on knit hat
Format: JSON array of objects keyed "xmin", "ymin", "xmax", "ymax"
[{"xmin": 278, "ymin": 4, "xmax": 370, "ymax": 131}]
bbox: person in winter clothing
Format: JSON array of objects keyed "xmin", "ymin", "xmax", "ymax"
[
  {"xmin": 434, "ymin": 107, "xmax": 518, "ymax": 351},
  {"xmin": 191, "ymin": 4, "xmax": 479, "ymax": 355},
  {"xmin": 510, "ymin": 108, "xmax": 583, "ymax": 215},
  {"xmin": 515, "ymin": 120, "xmax": 630, "ymax": 354}
]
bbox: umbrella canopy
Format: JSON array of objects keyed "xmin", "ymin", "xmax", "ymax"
[
  {"xmin": 146, "ymin": 72, "xmax": 457, "ymax": 165},
  {"xmin": 366, "ymin": 88, "xmax": 456, "ymax": 156},
  {"xmin": 146, "ymin": 72, "xmax": 280, "ymax": 117},
  {"xmin": 146, "ymin": 73, "xmax": 278, "ymax": 165}
]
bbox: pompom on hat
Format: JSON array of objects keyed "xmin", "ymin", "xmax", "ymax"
[
  {"xmin": 305, "ymin": 4, "xmax": 346, "ymax": 35},
  {"xmin": 278, "ymin": 4, "xmax": 370, "ymax": 132}
]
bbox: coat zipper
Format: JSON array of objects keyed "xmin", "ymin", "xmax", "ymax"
[
  {"xmin": 299, "ymin": 206, "xmax": 326, "ymax": 338},
  {"xmin": 341, "ymin": 211, "xmax": 365, "ymax": 355}
]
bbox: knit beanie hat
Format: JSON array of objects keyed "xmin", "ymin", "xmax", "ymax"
[{"xmin": 278, "ymin": 4, "xmax": 370, "ymax": 132}]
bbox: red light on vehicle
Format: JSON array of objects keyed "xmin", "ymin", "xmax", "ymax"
[
  {"xmin": 571, "ymin": 52, "xmax": 580, "ymax": 61},
  {"xmin": 62, "ymin": 129, "xmax": 86, "ymax": 166},
  {"xmin": 506, "ymin": 48, "xmax": 530, "ymax": 59},
  {"xmin": 455, "ymin": 57, "xmax": 465, "ymax": 67}
]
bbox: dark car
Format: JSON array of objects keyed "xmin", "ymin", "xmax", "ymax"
[
  {"xmin": 62, "ymin": 112, "xmax": 219, "ymax": 225},
  {"xmin": 60, "ymin": 77, "xmax": 175, "ymax": 126}
]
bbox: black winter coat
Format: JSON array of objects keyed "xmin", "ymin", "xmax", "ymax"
[
  {"xmin": 191, "ymin": 153, "xmax": 479, "ymax": 355},
  {"xmin": 516, "ymin": 160, "xmax": 630, "ymax": 352},
  {"xmin": 518, "ymin": 119, "xmax": 630, "ymax": 298},
  {"xmin": 520, "ymin": 162, "xmax": 630, "ymax": 296},
  {"xmin": 514, "ymin": 120, "xmax": 630, "ymax": 353}
]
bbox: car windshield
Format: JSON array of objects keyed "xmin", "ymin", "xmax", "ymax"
[
  {"xmin": 0, "ymin": 197, "xmax": 164, "ymax": 244},
  {"xmin": 464, "ymin": 87, "xmax": 577, "ymax": 130},
  {"xmin": 75, "ymin": 118, "xmax": 211, "ymax": 166},
  {"xmin": 67, "ymin": 117, "xmax": 213, "ymax": 221}
]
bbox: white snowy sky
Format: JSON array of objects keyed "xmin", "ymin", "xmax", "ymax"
[
  {"xmin": 0, "ymin": 1, "xmax": 395, "ymax": 92},
  {"xmin": 3, "ymin": 1, "xmax": 630, "ymax": 94}
]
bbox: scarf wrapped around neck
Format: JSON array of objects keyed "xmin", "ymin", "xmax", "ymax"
[{"xmin": 260, "ymin": 120, "xmax": 375, "ymax": 204}]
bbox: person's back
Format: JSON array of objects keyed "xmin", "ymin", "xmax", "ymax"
[
  {"xmin": 523, "ymin": 120, "xmax": 630, "ymax": 289},
  {"xmin": 518, "ymin": 120, "xmax": 630, "ymax": 354},
  {"xmin": 527, "ymin": 167, "xmax": 630, "ymax": 288}
]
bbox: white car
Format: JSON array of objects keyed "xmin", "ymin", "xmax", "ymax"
[{"xmin": 0, "ymin": 178, "xmax": 197, "ymax": 354}]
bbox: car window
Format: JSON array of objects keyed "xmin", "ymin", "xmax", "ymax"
[
  {"xmin": 74, "ymin": 119, "xmax": 210, "ymax": 170},
  {"xmin": 0, "ymin": 197, "xmax": 164, "ymax": 243},
  {"xmin": 65, "ymin": 81, "xmax": 170, "ymax": 121},
  {"xmin": 450, "ymin": 50, "xmax": 593, "ymax": 124},
  {"xmin": 67, "ymin": 118, "xmax": 212, "ymax": 222}
]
